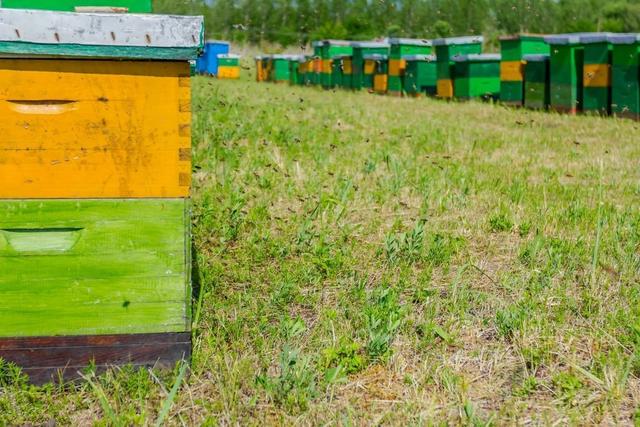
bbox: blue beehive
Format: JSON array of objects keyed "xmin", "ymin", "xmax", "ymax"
[{"xmin": 196, "ymin": 40, "xmax": 230, "ymax": 76}]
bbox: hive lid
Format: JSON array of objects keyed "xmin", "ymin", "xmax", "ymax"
[
  {"xmin": 270, "ymin": 54, "xmax": 300, "ymax": 60},
  {"xmin": 321, "ymin": 39, "xmax": 352, "ymax": 46},
  {"xmin": 544, "ymin": 33, "xmax": 602, "ymax": 45},
  {"xmin": 580, "ymin": 33, "xmax": 615, "ymax": 44},
  {"xmin": 402, "ymin": 54, "xmax": 436, "ymax": 61},
  {"xmin": 0, "ymin": 8, "xmax": 204, "ymax": 60},
  {"xmin": 331, "ymin": 53, "xmax": 352, "ymax": 59},
  {"xmin": 350, "ymin": 41, "xmax": 390, "ymax": 48},
  {"xmin": 362, "ymin": 53, "xmax": 388, "ymax": 60},
  {"xmin": 205, "ymin": 39, "xmax": 230, "ymax": 45},
  {"xmin": 452, "ymin": 53, "xmax": 501, "ymax": 62},
  {"xmin": 499, "ymin": 34, "xmax": 547, "ymax": 41},
  {"xmin": 608, "ymin": 33, "xmax": 640, "ymax": 44},
  {"xmin": 388, "ymin": 37, "xmax": 432, "ymax": 47},
  {"xmin": 433, "ymin": 36, "xmax": 484, "ymax": 46},
  {"xmin": 522, "ymin": 53, "xmax": 550, "ymax": 61},
  {"xmin": 217, "ymin": 53, "xmax": 240, "ymax": 59}
]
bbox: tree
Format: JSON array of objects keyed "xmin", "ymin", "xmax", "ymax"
[{"xmin": 602, "ymin": 1, "xmax": 640, "ymax": 32}]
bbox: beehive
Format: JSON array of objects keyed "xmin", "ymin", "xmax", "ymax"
[
  {"xmin": 341, "ymin": 55, "xmax": 353, "ymax": 89},
  {"xmin": 255, "ymin": 55, "xmax": 267, "ymax": 82},
  {"xmin": 331, "ymin": 54, "xmax": 351, "ymax": 89},
  {"xmin": 433, "ymin": 36, "xmax": 484, "ymax": 99},
  {"xmin": 289, "ymin": 56, "xmax": 305, "ymax": 86},
  {"xmin": 300, "ymin": 56, "xmax": 313, "ymax": 85},
  {"xmin": 217, "ymin": 54, "xmax": 241, "ymax": 80},
  {"xmin": 388, "ymin": 38, "xmax": 432, "ymax": 96},
  {"xmin": 0, "ymin": 8, "xmax": 203, "ymax": 384},
  {"xmin": 0, "ymin": 0, "xmax": 151, "ymax": 11},
  {"xmin": 196, "ymin": 40, "xmax": 230, "ymax": 76},
  {"xmin": 544, "ymin": 34, "xmax": 586, "ymax": 114},
  {"xmin": 610, "ymin": 33, "xmax": 640, "ymax": 120},
  {"xmin": 320, "ymin": 40, "xmax": 353, "ymax": 89},
  {"xmin": 350, "ymin": 42, "xmax": 390, "ymax": 90},
  {"xmin": 403, "ymin": 54, "xmax": 437, "ymax": 97},
  {"xmin": 499, "ymin": 35, "xmax": 549, "ymax": 106},
  {"xmin": 452, "ymin": 54, "xmax": 501, "ymax": 100},
  {"xmin": 580, "ymin": 33, "xmax": 614, "ymax": 115},
  {"xmin": 311, "ymin": 41, "xmax": 324, "ymax": 86},
  {"xmin": 523, "ymin": 54, "xmax": 551, "ymax": 110},
  {"xmin": 362, "ymin": 53, "xmax": 388, "ymax": 94},
  {"xmin": 307, "ymin": 55, "xmax": 320, "ymax": 86},
  {"xmin": 270, "ymin": 55, "xmax": 294, "ymax": 83}
]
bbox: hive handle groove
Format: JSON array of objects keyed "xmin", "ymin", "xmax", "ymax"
[
  {"xmin": 1, "ymin": 227, "xmax": 84, "ymax": 253},
  {"xmin": 6, "ymin": 100, "xmax": 79, "ymax": 115}
]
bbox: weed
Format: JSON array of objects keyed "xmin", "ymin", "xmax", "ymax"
[
  {"xmin": 256, "ymin": 346, "xmax": 316, "ymax": 413},
  {"xmin": 488, "ymin": 212, "xmax": 513, "ymax": 233},
  {"xmin": 364, "ymin": 287, "xmax": 405, "ymax": 361},
  {"xmin": 383, "ymin": 220, "xmax": 426, "ymax": 264},
  {"xmin": 321, "ymin": 340, "xmax": 367, "ymax": 376}
]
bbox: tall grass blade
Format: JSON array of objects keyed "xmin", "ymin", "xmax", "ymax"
[{"xmin": 155, "ymin": 361, "xmax": 189, "ymax": 427}]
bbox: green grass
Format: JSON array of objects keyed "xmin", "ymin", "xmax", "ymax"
[{"xmin": 2, "ymin": 76, "xmax": 640, "ymax": 425}]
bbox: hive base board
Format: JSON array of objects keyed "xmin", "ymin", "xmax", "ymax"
[
  {"xmin": 0, "ymin": 332, "xmax": 191, "ymax": 385},
  {"xmin": 613, "ymin": 111, "xmax": 640, "ymax": 121},
  {"xmin": 550, "ymin": 106, "xmax": 578, "ymax": 115},
  {"xmin": 502, "ymin": 100, "xmax": 524, "ymax": 107}
]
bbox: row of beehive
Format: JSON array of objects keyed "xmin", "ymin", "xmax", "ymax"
[
  {"xmin": 255, "ymin": 34, "xmax": 640, "ymax": 120},
  {"xmin": 0, "ymin": 8, "xmax": 202, "ymax": 384},
  {"xmin": 195, "ymin": 40, "xmax": 241, "ymax": 79}
]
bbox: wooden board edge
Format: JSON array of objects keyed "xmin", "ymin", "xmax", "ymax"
[
  {"xmin": 0, "ymin": 332, "xmax": 191, "ymax": 385},
  {"xmin": 0, "ymin": 42, "xmax": 200, "ymax": 60}
]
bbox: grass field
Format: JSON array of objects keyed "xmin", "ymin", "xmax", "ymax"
[{"xmin": 2, "ymin": 76, "xmax": 640, "ymax": 425}]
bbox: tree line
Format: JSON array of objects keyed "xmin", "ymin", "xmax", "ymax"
[{"xmin": 154, "ymin": 0, "xmax": 640, "ymax": 48}]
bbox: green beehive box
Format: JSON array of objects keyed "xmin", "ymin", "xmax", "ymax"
[
  {"xmin": 524, "ymin": 54, "xmax": 551, "ymax": 110},
  {"xmin": 320, "ymin": 40, "xmax": 352, "ymax": 89},
  {"xmin": 452, "ymin": 53, "xmax": 501, "ymax": 100},
  {"xmin": 544, "ymin": 33, "xmax": 587, "ymax": 114},
  {"xmin": 331, "ymin": 54, "xmax": 351, "ymax": 89},
  {"xmin": 499, "ymin": 35, "xmax": 549, "ymax": 106},
  {"xmin": 311, "ymin": 41, "xmax": 323, "ymax": 86},
  {"xmin": 270, "ymin": 54, "xmax": 294, "ymax": 83},
  {"xmin": 0, "ymin": 0, "xmax": 152, "ymax": 11},
  {"xmin": 433, "ymin": 36, "xmax": 484, "ymax": 99},
  {"xmin": 351, "ymin": 41, "xmax": 390, "ymax": 90},
  {"xmin": 388, "ymin": 38, "xmax": 432, "ymax": 96},
  {"xmin": 403, "ymin": 54, "xmax": 437, "ymax": 97},
  {"xmin": 580, "ymin": 33, "xmax": 613, "ymax": 115},
  {"xmin": 289, "ymin": 56, "xmax": 304, "ymax": 86},
  {"xmin": 609, "ymin": 33, "xmax": 640, "ymax": 120}
]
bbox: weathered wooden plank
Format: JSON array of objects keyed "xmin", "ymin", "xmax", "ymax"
[
  {"xmin": 0, "ymin": 8, "xmax": 203, "ymax": 60},
  {"xmin": 0, "ymin": 332, "xmax": 191, "ymax": 385},
  {"xmin": 0, "ymin": 59, "xmax": 191, "ymax": 199},
  {"xmin": 0, "ymin": 199, "xmax": 191, "ymax": 338}
]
